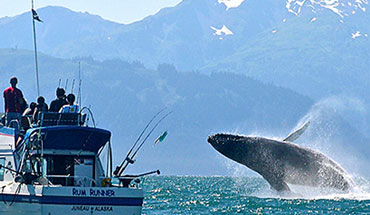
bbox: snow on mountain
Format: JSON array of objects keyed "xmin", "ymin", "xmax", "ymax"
[
  {"xmin": 351, "ymin": 30, "xmax": 368, "ymax": 38},
  {"xmin": 286, "ymin": 0, "xmax": 368, "ymax": 17},
  {"xmin": 1, "ymin": 0, "xmax": 370, "ymax": 69},
  {"xmin": 218, "ymin": 0, "xmax": 246, "ymax": 10},
  {"xmin": 210, "ymin": 25, "xmax": 234, "ymax": 39}
]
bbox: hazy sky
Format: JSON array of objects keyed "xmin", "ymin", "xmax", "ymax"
[{"xmin": 0, "ymin": 0, "xmax": 182, "ymax": 24}]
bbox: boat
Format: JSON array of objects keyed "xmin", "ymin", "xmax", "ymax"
[
  {"xmin": 0, "ymin": 3, "xmax": 168, "ymax": 213},
  {"xmin": 0, "ymin": 111, "xmax": 148, "ymax": 215}
]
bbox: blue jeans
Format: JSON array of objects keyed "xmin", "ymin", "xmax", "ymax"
[{"xmin": 6, "ymin": 112, "xmax": 21, "ymax": 127}]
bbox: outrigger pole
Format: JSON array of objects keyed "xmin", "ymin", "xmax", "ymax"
[{"xmin": 31, "ymin": 0, "xmax": 41, "ymax": 96}]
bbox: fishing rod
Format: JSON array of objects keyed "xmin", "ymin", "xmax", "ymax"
[
  {"xmin": 60, "ymin": 79, "xmax": 64, "ymax": 89},
  {"xmin": 117, "ymin": 111, "xmax": 172, "ymax": 177},
  {"xmin": 65, "ymin": 79, "xmax": 69, "ymax": 91},
  {"xmin": 113, "ymin": 108, "xmax": 167, "ymax": 176},
  {"xmin": 71, "ymin": 79, "xmax": 75, "ymax": 94}
]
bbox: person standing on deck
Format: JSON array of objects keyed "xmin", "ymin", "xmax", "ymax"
[{"xmin": 3, "ymin": 77, "xmax": 25, "ymax": 126}]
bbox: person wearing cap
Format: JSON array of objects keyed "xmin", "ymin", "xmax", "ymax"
[
  {"xmin": 49, "ymin": 88, "xmax": 68, "ymax": 112},
  {"xmin": 3, "ymin": 77, "xmax": 25, "ymax": 126}
]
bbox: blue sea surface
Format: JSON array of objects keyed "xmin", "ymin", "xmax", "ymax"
[{"xmin": 141, "ymin": 176, "xmax": 370, "ymax": 214}]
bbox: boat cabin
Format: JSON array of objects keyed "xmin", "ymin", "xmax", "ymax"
[{"xmin": 0, "ymin": 112, "xmax": 112, "ymax": 187}]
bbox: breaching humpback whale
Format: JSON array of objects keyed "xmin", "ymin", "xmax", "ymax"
[{"xmin": 208, "ymin": 122, "xmax": 352, "ymax": 192}]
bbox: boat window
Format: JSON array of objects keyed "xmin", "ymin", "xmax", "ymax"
[
  {"xmin": 46, "ymin": 155, "xmax": 74, "ymax": 186},
  {"xmin": 0, "ymin": 158, "xmax": 5, "ymax": 181},
  {"xmin": 45, "ymin": 155, "xmax": 94, "ymax": 186},
  {"xmin": 74, "ymin": 158, "xmax": 94, "ymax": 187}
]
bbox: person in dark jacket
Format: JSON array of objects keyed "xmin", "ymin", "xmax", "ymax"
[
  {"xmin": 33, "ymin": 96, "xmax": 48, "ymax": 123},
  {"xmin": 23, "ymin": 102, "xmax": 37, "ymax": 116},
  {"xmin": 49, "ymin": 88, "xmax": 68, "ymax": 112}
]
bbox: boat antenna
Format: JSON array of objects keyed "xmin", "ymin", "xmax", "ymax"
[
  {"xmin": 77, "ymin": 62, "xmax": 82, "ymax": 106},
  {"xmin": 31, "ymin": 0, "xmax": 42, "ymax": 96},
  {"xmin": 58, "ymin": 79, "xmax": 61, "ymax": 88}
]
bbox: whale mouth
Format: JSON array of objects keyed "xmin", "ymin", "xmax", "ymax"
[
  {"xmin": 208, "ymin": 134, "xmax": 230, "ymax": 155},
  {"xmin": 207, "ymin": 133, "xmax": 228, "ymax": 148},
  {"xmin": 208, "ymin": 133, "xmax": 246, "ymax": 151}
]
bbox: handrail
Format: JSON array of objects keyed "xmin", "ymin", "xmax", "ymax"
[
  {"xmin": 37, "ymin": 112, "xmax": 85, "ymax": 127},
  {"xmin": 79, "ymin": 107, "xmax": 96, "ymax": 128},
  {"xmin": 8, "ymin": 119, "xmax": 21, "ymax": 131}
]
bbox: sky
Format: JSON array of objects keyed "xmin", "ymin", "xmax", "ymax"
[{"xmin": 0, "ymin": 0, "xmax": 182, "ymax": 24}]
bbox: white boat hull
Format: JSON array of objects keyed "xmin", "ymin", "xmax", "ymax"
[{"xmin": 0, "ymin": 184, "xmax": 143, "ymax": 215}]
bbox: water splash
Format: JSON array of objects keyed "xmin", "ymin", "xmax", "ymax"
[{"xmin": 292, "ymin": 96, "xmax": 370, "ymax": 177}]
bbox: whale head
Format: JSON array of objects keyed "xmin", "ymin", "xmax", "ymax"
[{"xmin": 208, "ymin": 133, "xmax": 252, "ymax": 164}]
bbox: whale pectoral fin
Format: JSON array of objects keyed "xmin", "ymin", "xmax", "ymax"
[
  {"xmin": 263, "ymin": 176, "xmax": 291, "ymax": 192},
  {"xmin": 269, "ymin": 180, "xmax": 291, "ymax": 192},
  {"xmin": 283, "ymin": 120, "xmax": 310, "ymax": 142}
]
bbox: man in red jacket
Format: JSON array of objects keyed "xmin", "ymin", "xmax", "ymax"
[{"xmin": 3, "ymin": 77, "xmax": 25, "ymax": 126}]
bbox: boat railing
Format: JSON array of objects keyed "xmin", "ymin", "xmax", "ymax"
[
  {"xmin": 1, "ymin": 111, "xmax": 91, "ymax": 131},
  {"xmin": 8, "ymin": 119, "xmax": 21, "ymax": 130},
  {"xmin": 0, "ymin": 113, "xmax": 87, "ymax": 135},
  {"xmin": 46, "ymin": 175, "xmax": 97, "ymax": 187},
  {"xmin": 36, "ymin": 112, "xmax": 87, "ymax": 127},
  {"xmin": 0, "ymin": 113, "xmax": 21, "ymax": 130}
]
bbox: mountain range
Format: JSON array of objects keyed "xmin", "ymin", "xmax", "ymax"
[{"xmin": 1, "ymin": 0, "xmax": 369, "ymax": 99}]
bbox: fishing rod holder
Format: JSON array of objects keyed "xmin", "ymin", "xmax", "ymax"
[{"xmin": 126, "ymin": 157, "xmax": 135, "ymax": 164}]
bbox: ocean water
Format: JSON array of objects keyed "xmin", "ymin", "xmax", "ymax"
[{"xmin": 141, "ymin": 176, "xmax": 370, "ymax": 214}]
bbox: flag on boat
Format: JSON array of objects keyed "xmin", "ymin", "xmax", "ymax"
[
  {"xmin": 155, "ymin": 131, "xmax": 168, "ymax": 144},
  {"xmin": 32, "ymin": 9, "xmax": 43, "ymax": 22}
]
